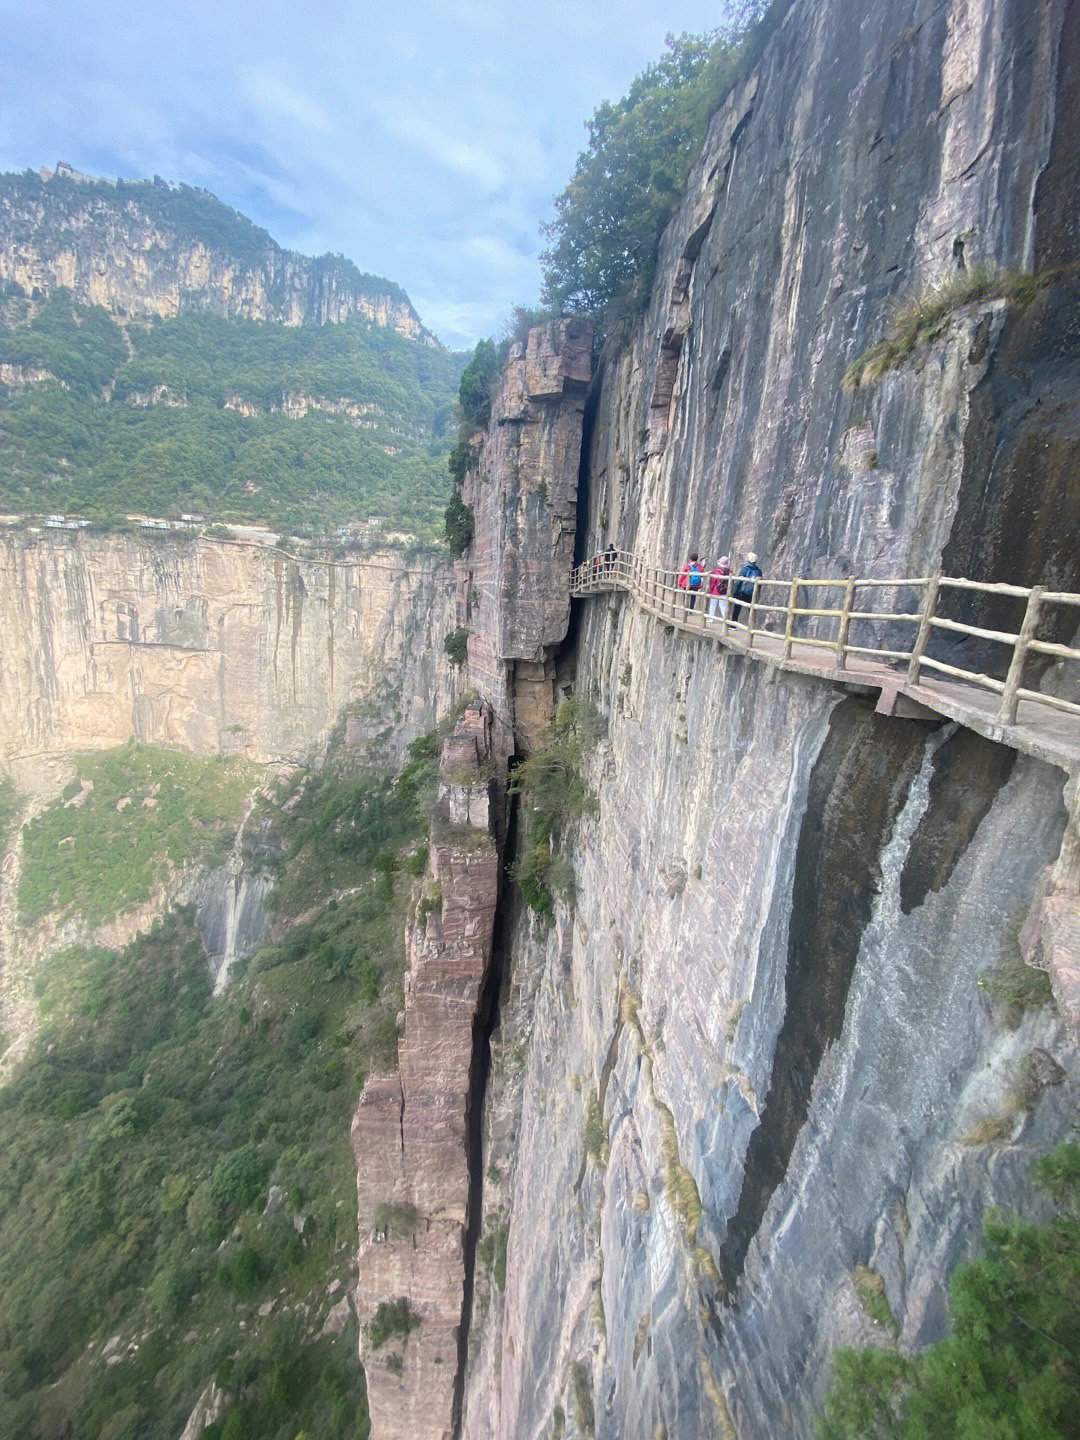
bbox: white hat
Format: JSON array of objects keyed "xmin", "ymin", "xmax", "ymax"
[
  {"xmin": 719, "ymin": 555, "xmax": 730, "ymax": 566},
  {"xmin": 747, "ymin": 552, "xmax": 758, "ymax": 564}
]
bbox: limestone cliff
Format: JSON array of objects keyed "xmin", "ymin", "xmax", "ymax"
[
  {"xmin": 0, "ymin": 528, "xmax": 456, "ymax": 790},
  {"xmin": 453, "ymin": 3, "xmax": 1080, "ymax": 1439},
  {"xmin": 0, "ymin": 168, "xmax": 430, "ymax": 341}
]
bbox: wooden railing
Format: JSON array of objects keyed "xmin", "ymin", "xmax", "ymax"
[{"xmin": 570, "ymin": 550, "xmax": 1080, "ymax": 726}]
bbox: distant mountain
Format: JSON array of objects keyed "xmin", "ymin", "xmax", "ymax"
[
  {"xmin": 0, "ymin": 168, "xmax": 464, "ymax": 539},
  {"xmin": 0, "ymin": 166, "xmax": 431, "ymax": 341}
]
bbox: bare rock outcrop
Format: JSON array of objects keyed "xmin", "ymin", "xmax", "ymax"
[
  {"xmin": 0, "ymin": 528, "xmax": 455, "ymax": 784},
  {"xmin": 0, "ymin": 169, "xmax": 431, "ymax": 341},
  {"xmin": 459, "ymin": 318, "xmax": 591, "ymax": 747},
  {"xmin": 351, "ymin": 705, "xmax": 500, "ymax": 1440}
]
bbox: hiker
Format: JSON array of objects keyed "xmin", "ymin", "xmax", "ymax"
[
  {"xmin": 677, "ymin": 552, "xmax": 705, "ymax": 610},
  {"xmin": 707, "ymin": 556, "xmax": 733, "ymax": 620},
  {"xmin": 604, "ymin": 543, "xmax": 617, "ymax": 578},
  {"xmin": 730, "ymin": 553, "xmax": 763, "ymax": 625}
]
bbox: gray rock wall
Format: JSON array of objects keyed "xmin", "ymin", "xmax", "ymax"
[{"xmin": 461, "ymin": 0, "xmax": 1080, "ymax": 1436}]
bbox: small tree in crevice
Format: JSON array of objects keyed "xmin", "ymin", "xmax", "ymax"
[
  {"xmin": 510, "ymin": 698, "xmax": 605, "ymax": 920},
  {"xmin": 444, "ymin": 491, "xmax": 474, "ymax": 558},
  {"xmin": 443, "ymin": 628, "xmax": 469, "ymax": 667},
  {"xmin": 368, "ymin": 1297, "xmax": 421, "ymax": 1350}
]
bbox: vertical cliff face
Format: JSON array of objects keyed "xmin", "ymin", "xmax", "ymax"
[
  {"xmin": 460, "ymin": 319, "xmax": 591, "ymax": 748},
  {"xmin": 458, "ymin": 2, "xmax": 1080, "ymax": 1438},
  {"xmin": 0, "ymin": 529, "xmax": 456, "ymax": 786},
  {"xmin": 351, "ymin": 706, "xmax": 500, "ymax": 1440},
  {"xmin": 347, "ymin": 321, "xmax": 594, "ymax": 1440}
]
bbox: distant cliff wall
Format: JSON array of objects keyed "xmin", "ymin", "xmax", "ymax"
[
  {"xmin": 0, "ymin": 170, "xmax": 430, "ymax": 339},
  {"xmin": 459, "ymin": 2, "xmax": 1080, "ymax": 1438},
  {"xmin": 0, "ymin": 529, "xmax": 457, "ymax": 787}
]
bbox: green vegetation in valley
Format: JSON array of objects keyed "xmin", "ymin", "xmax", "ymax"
[
  {"xmin": 0, "ymin": 289, "xmax": 464, "ymax": 539},
  {"xmin": 817, "ymin": 1143, "xmax": 1080, "ymax": 1440},
  {"xmin": 539, "ymin": 3, "xmax": 793, "ymax": 326},
  {"xmin": 19, "ymin": 744, "xmax": 255, "ymax": 927},
  {"xmin": 0, "ymin": 712, "xmax": 452, "ymax": 1438},
  {"xmin": 0, "ymin": 773, "xmax": 19, "ymax": 850},
  {"xmin": 510, "ymin": 697, "xmax": 605, "ymax": 920}
]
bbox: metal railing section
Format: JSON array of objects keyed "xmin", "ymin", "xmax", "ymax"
[{"xmin": 570, "ymin": 550, "xmax": 1080, "ymax": 725}]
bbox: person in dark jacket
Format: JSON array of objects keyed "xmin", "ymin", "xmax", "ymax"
[{"xmin": 729, "ymin": 552, "xmax": 762, "ymax": 625}]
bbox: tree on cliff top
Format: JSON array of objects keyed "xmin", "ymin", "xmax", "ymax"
[{"xmin": 540, "ymin": 3, "xmax": 791, "ymax": 323}]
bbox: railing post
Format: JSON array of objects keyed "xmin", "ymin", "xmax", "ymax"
[
  {"xmin": 783, "ymin": 579, "xmax": 799, "ymax": 660},
  {"xmin": 998, "ymin": 586, "xmax": 1043, "ymax": 725},
  {"xmin": 906, "ymin": 573, "xmax": 941, "ymax": 685},
  {"xmin": 835, "ymin": 577, "xmax": 855, "ymax": 671},
  {"xmin": 746, "ymin": 581, "xmax": 760, "ymax": 650}
]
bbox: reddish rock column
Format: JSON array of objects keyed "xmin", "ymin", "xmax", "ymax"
[{"xmin": 351, "ymin": 704, "xmax": 500, "ymax": 1440}]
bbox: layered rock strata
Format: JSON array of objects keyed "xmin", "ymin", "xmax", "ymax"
[
  {"xmin": 0, "ymin": 170, "xmax": 429, "ymax": 340},
  {"xmin": 351, "ymin": 705, "xmax": 500, "ymax": 1440},
  {"xmin": 459, "ymin": 2, "xmax": 1080, "ymax": 1438},
  {"xmin": 0, "ymin": 529, "xmax": 455, "ymax": 787},
  {"xmin": 459, "ymin": 319, "xmax": 591, "ymax": 748}
]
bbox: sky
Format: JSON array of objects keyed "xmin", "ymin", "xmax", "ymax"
[{"xmin": 0, "ymin": 0, "xmax": 745, "ymax": 349}]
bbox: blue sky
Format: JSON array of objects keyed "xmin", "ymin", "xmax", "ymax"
[{"xmin": 1, "ymin": 0, "xmax": 745, "ymax": 348}]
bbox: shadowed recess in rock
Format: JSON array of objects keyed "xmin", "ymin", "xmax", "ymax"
[
  {"xmin": 898, "ymin": 726, "xmax": 1016, "ymax": 914},
  {"xmin": 935, "ymin": 269, "xmax": 1080, "ymax": 680},
  {"xmin": 719, "ymin": 699, "xmax": 932, "ymax": 1292}
]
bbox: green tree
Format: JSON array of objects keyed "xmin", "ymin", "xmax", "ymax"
[
  {"xmin": 458, "ymin": 339, "xmax": 498, "ymax": 428},
  {"xmin": 540, "ymin": 7, "xmax": 787, "ymax": 321},
  {"xmin": 817, "ymin": 1143, "xmax": 1080, "ymax": 1440},
  {"xmin": 444, "ymin": 491, "xmax": 474, "ymax": 558}
]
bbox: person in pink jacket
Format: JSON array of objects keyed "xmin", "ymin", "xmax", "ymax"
[{"xmin": 707, "ymin": 555, "xmax": 733, "ymax": 621}]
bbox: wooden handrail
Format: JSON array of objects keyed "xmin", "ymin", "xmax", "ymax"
[
  {"xmin": 569, "ymin": 549, "xmax": 1080, "ymax": 745},
  {"xmin": 998, "ymin": 586, "xmax": 1043, "ymax": 723}
]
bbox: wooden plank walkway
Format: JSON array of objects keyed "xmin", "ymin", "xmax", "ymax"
[
  {"xmin": 571, "ymin": 550, "xmax": 1080, "ymax": 1040},
  {"xmin": 571, "ymin": 555, "xmax": 1080, "ymax": 774}
]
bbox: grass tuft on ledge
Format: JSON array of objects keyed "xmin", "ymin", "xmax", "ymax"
[{"xmin": 843, "ymin": 266, "xmax": 1062, "ymax": 391}]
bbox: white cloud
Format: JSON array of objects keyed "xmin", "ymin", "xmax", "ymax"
[
  {"xmin": 1, "ymin": 0, "xmax": 744, "ymax": 342},
  {"xmin": 240, "ymin": 67, "xmax": 335, "ymax": 139}
]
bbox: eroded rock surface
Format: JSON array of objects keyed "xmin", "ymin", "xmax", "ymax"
[
  {"xmin": 459, "ymin": 318, "xmax": 591, "ymax": 747},
  {"xmin": 459, "ymin": 2, "xmax": 1080, "ymax": 1438},
  {"xmin": 352, "ymin": 705, "xmax": 500, "ymax": 1440},
  {"xmin": 0, "ymin": 529, "xmax": 455, "ymax": 782}
]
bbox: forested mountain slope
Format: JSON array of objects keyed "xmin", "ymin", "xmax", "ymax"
[{"xmin": 0, "ymin": 170, "xmax": 464, "ymax": 538}]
